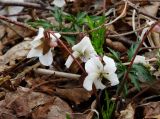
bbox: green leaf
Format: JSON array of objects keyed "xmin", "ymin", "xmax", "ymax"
[
  {"xmin": 132, "ymin": 64, "xmax": 153, "ymax": 82},
  {"xmin": 52, "ymin": 7, "xmax": 63, "ymax": 23},
  {"xmin": 62, "ymin": 35, "xmax": 76, "ymax": 45},
  {"xmin": 127, "ymin": 42, "xmax": 139, "ymax": 61},
  {"xmin": 108, "ymin": 47, "xmax": 120, "ymax": 62},
  {"xmin": 27, "ymin": 19, "xmax": 54, "ymax": 29},
  {"xmin": 129, "ymin": 72, "xmax": 140, "ymax": 90}
]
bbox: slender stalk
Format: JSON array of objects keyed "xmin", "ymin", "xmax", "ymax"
[
  {"xmin": 49, "ymin": 31, "xmax": 86, "ymax": 74},
  {"xmin": 0, "ymin": 15, "xmax": 36, "ymax": 32}
]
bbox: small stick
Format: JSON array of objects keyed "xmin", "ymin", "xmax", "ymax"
[
  {"xmin": 0, "ymin": 15, "xmax": 36, "ymax": 32},
  {"xmin": 34, "ymin": 68, "xmax": 81, "ymax": 79},
  {"xmin": 0, "ymin": 1, "xmax": 52, "ymax": 10}
]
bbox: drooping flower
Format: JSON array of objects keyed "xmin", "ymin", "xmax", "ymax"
[
  {"xmin": 83, "ymin": 56, "xmax": 119, "ymax": 91},
  {"xmin": 0, "ymin": 0, "xmax": 24, "ymax": 21},
  {"xmin": 65, "ymin": 36, "xmax": 97, "ymax": 68},
  {"xmin": 51, "ymin": 0, "xmax": 66, "ymax": 7},
  {"xmin": 27, "ymin": 27, "xmax": 61, "ymax": 66}
]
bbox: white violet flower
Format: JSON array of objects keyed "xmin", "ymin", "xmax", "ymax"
[
  {"xmin": 27, "ymin": 27, "xmax": 61, "ymax": 66},
  {"xmin": 65, "ymin": 36, "xmax": 97, "ymax": 68},
  {"xmin": 52, "ymin": 0, "xmax": 66, "ymax": 8},
  {"xmin": 83, "ymin": 56, "xmax": 119, "ymax": 91},
  {"xmin": 0, "ymin": 0, "xmax": 24, "ymax": 21}
]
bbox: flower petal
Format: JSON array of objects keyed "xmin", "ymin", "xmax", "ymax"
[
  {"xmin": 50, "ymin": 32, "xmax": 61, "ymax": 42},
  {"xmin": 31, "ymin": 27, "xmax": 44, "ymax": 47},
  {"xmin": 94, "ymin": 79, "xmax": 106, "ymax": 90},
  {"xmin": 39, "ymin": 49, "xmax": 53, "ymax": 66},
  {"xmin": 83, "ymin": 73, "xmax": 99, "ymax": 91},
  {"xmin": 27, "ymin": 48, "xmax": 43, "ymax": 58},
  {"xmin": 72, "ymin": 36, "xmax": 91, "ymax": 53},
  {"xmin": 52, "ymin": 0, "xmax": 66, "ymax": 7},
  {"xmin": 134, "ymin": 55, "xmax": 146, "ymax": 64},
  {"xmin": 103, "ymin": 56, "xmax": 116, "ymax": 73},
  {"xmin": 8, "ymin": 6, "xmax": 24, "ymax": 15},
  {"xmin": 104, "ymin": 73, "xmax": 119, "ymax": 86},
  {"xmin": 65, "ymin": 51, "xmax": 80, "ymax": 68},
  {"xmin": 85, "ymin": 57, "xmax": 103, "ymax": 74}
]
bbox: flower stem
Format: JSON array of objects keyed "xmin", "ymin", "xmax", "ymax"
[{"xmin": 49, "ymin": 31, "xmax": 86, "ymax": 74}]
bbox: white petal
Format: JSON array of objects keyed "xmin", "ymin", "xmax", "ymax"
[
  {"xmin": 85, "ymin": 57, "xmax": 103, "ymax": 74},
  {"xmin": 94, "ymin": 79, "xmax": 106, "ymax": 90},
  {"xmin": 83, "ymin": 73, "xmax": 99, "ymax": 91},
  {"xmin": 8, "ymin": 6, "xmax": 23, "ymax": 15},
  {"xmin": 31, "ymin": 27, "xmax": 44, "ymax": 47},
  {"xmin": 0, "ymin": 8, "xmax": 8, "ymax": 15},
  {"xmin": 72, "ymin": 36, "xmax": 92, "ymax": 53},
  {"xmin": 52, "ymin": 0, "xmax": 66, "ymax": 7},
  {"xmin": 50, "ymin": 32, "xmax": 61, "ymax": 42},
  {"xmin": 39, "ymin": 49, "xmax": 53, "ymax": 66},
  {"xmin": 65, "ymin": 51, "xmax": 80, "ymax": 68},
  {"xmin": 104, "ymin": 73, "xmax": 119, "ymax": 86},
  {"xmin": 27, "ymin": 48, "xmax": 43, "ymax": 58},
  {"xmin": 134, "ymin": 55, "xmax": 146, "ymax": 64},
  {"xmin": 103, "ymin": 56, "xmax": 116, "ymax": 73}
]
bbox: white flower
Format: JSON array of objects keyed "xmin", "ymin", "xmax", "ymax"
[
  {"xmin": 83, "ymin": 56, "xmax": 119, "ymax": 91},
  {"xmin": 65, "ymin": 36, "xmax": 97, "ymax": 68},
  {"xmin": 27, "ymin": 27, "xmax": 61, "ymax": 66},
  {"xmin": 52, "ymin": 0, "xmax": 66, "ymax": 7},
  {"xmin": 0, "ymin": 0, "xmax": 24, "ymax": 21},
  {"xmin": 134, "ymin": 55, "xmax": 147, "ymax": 65}
]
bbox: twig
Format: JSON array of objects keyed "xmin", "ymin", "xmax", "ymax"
[
  {"xmin": 34, "ymin": 68, "xmax": 80, "ymax": 79},
  {"xmin": 108, "ymin": 26, "xmax": 147, "ymax": 37},
  {"xmin": 0, "ymin": 15, "xmax": 36, "ymax": 32},
  {"xmin": 0, "ymin": 1, "xmax": 52, "ymax": 10},
  {"xmin": 140, "ymin": 46, "xmax": 160, "ymax": 51}
]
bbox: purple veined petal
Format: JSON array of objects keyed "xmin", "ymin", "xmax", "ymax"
[
  {"xmin": 104, "ymin": 73, "xmax": 119, "ymax": 86},
  {"xmin": 39, "ymin": 49, "xmax": 53, "ymax": 66},
  {"xmin": 27, "ymin": 48, "xmax": 43, "ymax": 58},
  {"xmin": 93, "ymin": 78, "xmax": 106, "ymax": 90},
  {"xmin": 65, "ymin": 51, "xmax": 80, "ymax": 68},
  {"xmin": 83, "ymin": 73, "xmax": 99, "ymax": 91},
  {"xmin": 85, "ymin": 57, "xmax": 103, "ymax": 74},
  {"xmin": 103, "ymin": 56, "xmax": 117, "ymax": 73}
]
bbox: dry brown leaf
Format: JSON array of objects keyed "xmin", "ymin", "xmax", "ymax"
[
  {"xmin": 0, "ymin": 41, "xmax": 31, "ymax": 71},
  {"xmin": 2, "ymin": 25, "xmax": 35, "ymax": 45},
  {"xmin": 140, "ymin": 2, "xmax": 160, "ymax": 17},
  {"xmin": 119, "ymin": 103, "xmax": 135, "ymax": 119},
  {"xmin": 56, "ymin": 88, "xmax": 92, "ymax": 105},
  {"xmin": 143, "ymin": 101, "xmax": 160, "ymax": 118},
  {"xmin": 106, "ymin": 38, "xmax": 127, "ymax": 52},
  {"xmin": 32, "ymin": 97, "xmax": 72, "ymax": 119},
  {"xmin": 3, "ymin": 87, "xmax": 55, "ymax": 118}
]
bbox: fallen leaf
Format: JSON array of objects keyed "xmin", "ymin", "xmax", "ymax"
[
  {"xmin": 119, "ymin": 103, "xmax": 135, "ymax": 119},
  {"xmin": 56, "ymin": 88, "xmax": 92, "ymax": 105},
  {"xmin": 0, "ymin": 41, "xmax": 31, "ymax": 71}
]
